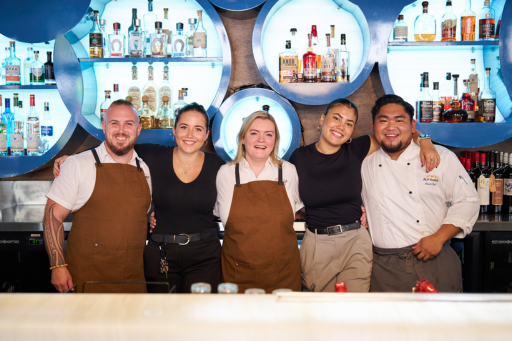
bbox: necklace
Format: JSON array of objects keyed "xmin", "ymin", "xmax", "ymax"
[{"xmin": 174, "ymin": 151, "xmax": 201, "ymax": 175}]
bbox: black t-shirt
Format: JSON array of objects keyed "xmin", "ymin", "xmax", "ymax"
[
  {"xmin": 289, "ymin": 135, "xmax": 371, "ymax": 228},
  {"xmin": 134, "ymin": 144, "xmax": 225, "ymax": 234}
]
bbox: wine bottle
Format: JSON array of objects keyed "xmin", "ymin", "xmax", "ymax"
[
  {"xmin": 503, "ymin": 153, "xmax": 512, "ymax": 215},
  {"xmin": 476, "ymin": 152, "xmax": 490, "ymax": 214}
]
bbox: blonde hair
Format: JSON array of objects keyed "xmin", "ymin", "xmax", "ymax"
[{"xmin": 230, "ymin": 110, "xmax": 283, "ymax": 168}]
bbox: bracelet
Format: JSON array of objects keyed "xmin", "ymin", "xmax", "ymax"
[{"xmin": 49, "ymin": 264, "xmax": 68, "ymax": 270}]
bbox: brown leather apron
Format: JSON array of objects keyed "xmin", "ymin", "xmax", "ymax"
[
  {"xmin": 221, "ymin": 163, "xmax": 301, "ymax": 293},
  {"xmin": 65, "ymin": 149, "xmax": 151, "ymax": 293}
]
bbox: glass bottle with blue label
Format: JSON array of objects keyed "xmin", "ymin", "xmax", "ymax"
[
  {"xmin": 23, "ymin": 47, "xmax": 34, "ymax": 85},
  {"xmin": 6, "ymin": 41, "xmax": 21, "ymax": 85},
  {"xmin": 171, "ymin": 23, "xmax": 187, "ymax": 57},
  {"xmin": 26, "ymin": 95, "xmax": 40, "ymax": 156},
  {"xmin": 41, "ymin": 102, "xmax": 53, "ymax": 147},
  {"xmin": 30, "ymin": 51, "xmax": 45, "ymax": 85},
  {"xmin": 109, "ymin": 22, "xmax": 125, "ymax": 58},
  {"xmin": 129, "ymin": 19, "xmax": 144, "ymax": 58}
]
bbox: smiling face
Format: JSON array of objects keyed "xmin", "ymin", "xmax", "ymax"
[
  {"xmin": 242, "ymin": 118, "xmax": 276, "ymax": 163},
  {"xmin": 174, "ymin": 110, "xmax": 209, "ymax": 154},
  {"xmin": 371, "ymin": 103, "xmax": 416, "ymax": 158},
  {"xmin": 102, "ymin": 104, "xmax": 141, "ymax": 156},
  {"xmin": 319, "ymin": 104, "xmax": 356, "ymax": 148}
]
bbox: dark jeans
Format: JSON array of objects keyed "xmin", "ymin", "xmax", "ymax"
[{"xmin": 144, "ymin": 235, "xmax": 222, "ymax": 293}]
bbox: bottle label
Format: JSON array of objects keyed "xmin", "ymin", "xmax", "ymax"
[
  {"xmin": 433, "ymin": 101, "xmax": 443, "ymax": 122},
  {"xmin": 441, "ymin": 96, "xmax": 453, "ymax": 111},
  {"xmin": 479, "ymin": 19, "xmax": 495, "ymax": 39},
  {"xmin": 30, "ymin": 68, "xmax": 45, "ymax": 83},
  {"xmin": 442, "ymin": 19, "xmax": 457, "ymax": 39},
  {"xmin": 27, "ymin": 133, "xmax": 38, "ymax": 151},
  {"xmin": 477, "ymin": 175, "xmax": 490, "ymax": 205},
  {"xmin": 504, "ymin": 179, "xmax": 512, "ymax": 196},
  {"xmin": 144, "ymin": 86, "xmax": 157, "ymax": 112},
  {"xmin": 162, "ymin": 29, "xmax": 170, "ymax": 44},
  {"xmin": 151, "ymin": 37, "xmax": 166, "ymax": 56},
  {"xmin": 321, "ymin": 56, "xmax": 335, "ymax": 77},
  {"xmin": 173, "ymin": 38, "xmax": 186, "ymax": 57},
  {"xmin": 11, "ymin": 133, "xmax": 23, "ymax": 151},
  {"xmin": 303, "ymin": 55, "xmax": 316, "ymax": 79},
  {"xmin": 41, "ymin": 126, "xmax": 53, "ymax": 137},
  {"xmin": 129, "ymin": 36, "xmax": 144, "ymax": 57},
  {"xmin": 492, "ymin": 178, "xmax": 504, "ymax": 205},
  {"xmin": 480, "ymin": 99, "xmax": 496, "ymax": 121},
  {"xmin": 0, "ymin": 134, "xmax": 6, "ymax": 151},
  {"xmin": 419, "ymin": 101, "xmax": 433, "ymax": 121},
  {"xmin": 110, "ymin": 37, "xmax": 124, "ymax": 57},
  {"xmin": 128, "ymin": 86, "xmax": 142, "ymax": 111},
  {"xmin": 279, "ymin": 56, "xmax": 298, "ymax": 83},
  {"xmin": 466, "ymin": 110, "xmax": 475, "ymax": 120},
  {"xmin": 90, "ymin": 33, "xmax": 103, "ymax": 48},
  {"xmin": 394, "ymin": 26, "xmax": 407, "ymax": 38},
  {"xmin": 159, "ymin": 86, "xmax": 172, "ymax": 107},
  {"xmin": 461, "ymin": 16, "xmax": 476, "ymax": 41},
  {"xmin": 468, "ymin": 75, "xmax": 479, "ymax": 101},
  {"xmin": 100, "ymin": 108, "xmax": 107, "ymax": 122},
  {"xmin": 193, "ymin": 32, "xmax": 207, "ymax": 48},
  {"xmin": 6, "ymin": 65, "xmax": 20, "ymax": 82},
  {"xmin": 45, "ymin": 64, "xmax": 55, "ymax": 81},
  {"xmin": 304, "ymin": 67, "xmax": 316, "ymax": 78}
]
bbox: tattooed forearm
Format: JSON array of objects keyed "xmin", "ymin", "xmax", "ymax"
[{"xmin": 43, "ymin": 203, "xmax": 66, "ymax": 267}]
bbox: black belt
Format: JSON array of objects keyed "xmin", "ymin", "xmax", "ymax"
[
  {"xmin": 306, "ymin": 221, "xmax": 361, "ymax": 235},
  {"xmin": 151, "ymin": 230, "xmax": 217, "ymax": 245}
]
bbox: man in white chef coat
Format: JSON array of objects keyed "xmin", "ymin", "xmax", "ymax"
[{"xmin": 361, "ymin": 94, "xmax": 480, "ymax": 292}]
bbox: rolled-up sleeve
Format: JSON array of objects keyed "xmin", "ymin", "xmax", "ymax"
[{"xmin": 46, "ymin": 158, "xmax": 80, "ymax": 211}]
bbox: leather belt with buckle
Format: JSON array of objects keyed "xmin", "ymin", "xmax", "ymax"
[
  {"xmin": 151, "ymin": 229, "xmax": 217, "ymax": 245},
  {"xmin": 306, "ymin": 221, "xmax": 361, "ymax": 235}
]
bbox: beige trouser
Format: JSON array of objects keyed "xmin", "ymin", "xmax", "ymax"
[{"xmin": 300, "ymin": 227, "xmax": 373, "ymax": 292}]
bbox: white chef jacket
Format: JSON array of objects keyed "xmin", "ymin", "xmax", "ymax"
[
  {"xmin": 361, "ymin": 142, "xmax": 479, "ymax": 249},
  {"xmin": 215, "ymin": 158, "xmax": 304, "ymax": 225},
  {"xmin": 46, "ymin": 142, "xmax": 152, "ymax": 212}
]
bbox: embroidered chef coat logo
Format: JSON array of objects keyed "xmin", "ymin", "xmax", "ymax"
[{"xmin": 423, "ymin": 174, "xmax": 439, "ymax": 186}]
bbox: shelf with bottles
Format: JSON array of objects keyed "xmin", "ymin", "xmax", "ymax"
[
  {"xmin": 253, "ymin": 0, "xmax": 371, "ymax": 105},
  {"xmin": 78, "ymin": 57, "xmax": 222, "ymax": 63},
  {"xmin": 212, "ymin": 88, "xmax": 301, "ymax": 162}
]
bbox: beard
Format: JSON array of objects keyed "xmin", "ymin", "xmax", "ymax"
[
  {"xmin": 105, "ymin": 134, "xmax": 136, "ymax": 156},
  {"xmin": 380, "ymin": 140, "xmax": 405, "ymax": 154}
]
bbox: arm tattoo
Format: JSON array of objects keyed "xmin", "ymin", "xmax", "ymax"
[{"xmin": 43, "ymin": 203, "xmax": 65, "ymax": 267}]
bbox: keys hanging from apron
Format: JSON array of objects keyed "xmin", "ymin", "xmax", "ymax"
[{"xmin": 159, "ymin": 244, "xmax": 169, "ymax": 279}]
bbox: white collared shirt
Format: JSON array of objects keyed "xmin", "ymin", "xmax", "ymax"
[
  {"xmin": 215, "ymin": 158, "xmax": 304, "ymax": 225},
  {"xmin": 46, "ymin": 142, "xmax": 152, "ymax": 212},
  {"xmin": 361, "ymin": 142, "xmax": 479, "ymax": 249}
]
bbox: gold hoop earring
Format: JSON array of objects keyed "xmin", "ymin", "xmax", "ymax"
[{"xmin": 317, "ymin": 125, "xmax": 321, "ymax": 132}]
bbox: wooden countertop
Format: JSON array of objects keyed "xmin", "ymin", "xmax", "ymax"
[{"xmin": 1, "ymin": 293, "xmax": 512, "ymax": 340}]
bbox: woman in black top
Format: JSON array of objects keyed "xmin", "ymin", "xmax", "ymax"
[{"xmin": 289, "ymin": 98, "xmax": 439, "ymax": 292}]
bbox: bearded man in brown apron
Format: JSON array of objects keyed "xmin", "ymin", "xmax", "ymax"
[
  {"xmin": 43, "ymin": 100, "xmax": 151, "ymax": 293},
  {"xmin": 361, "ymin": 95, "xmax": 480, "ymax": 292}
]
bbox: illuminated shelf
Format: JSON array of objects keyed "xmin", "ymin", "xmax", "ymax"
[
  {"xmin": 0, "ymin": 85, "xmax": 58, "ymax": 90},
  {"xmin": 388, "ymin": 41, "xmax": 499, "ymax": 47},
  {"xmin": 78, "ymin": 57, "xmax": 222, "ymax": 63}
]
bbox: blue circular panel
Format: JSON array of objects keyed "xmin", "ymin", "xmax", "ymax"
[
  {"xmin": 209, "ymin": 0, "xmax": 266, "ymax": 11},
  {"xmin": 212, "ymin": 89, "xmax": 300, "ymax": 162}
]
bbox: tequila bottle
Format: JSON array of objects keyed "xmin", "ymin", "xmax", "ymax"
[
  {"xmin": 171, "ymin": 23, "xmax": 187, "ymax": 57},
  {"xmin": 279, "ymin": 40, "xmax": 298, "ymax": 83},
  {"xmin": 100, "ymin": 90, "xmax": 111, "ymax": 123},
  {"xmin": 187, "ymin": 18, "xmax": 198, "ymax": 57},
  {"xmin": 461, "ymin": 0, "xmax": 476, "ymax": 41},
  {"xmin": 11, "ymin": 99, "xmax": 24, "ymax": 156},
  {"xmin": 128, "ymin": 19, "xmax": 144, "ymax": 58},
  {"xmin": 89, "ymin": 10, "xmax": 103, "ymax": 58},
  {"xmin": 393, "ymin": 15, "xmax": 408, "ymax": 42},
  {"xmin": 321, "ymin": 34, "xmax": 335, "ymax": 82},
  {"xmin": 100, "ymin": 19, "xmax": 108, "ymax": 57},
  {"xmin": 432, "ymin": 82, "xmax": 443, "ymax": 122},
  {"xmin": 6, "ymin": 41, "xmax": 21, "ymax": 85},
  {"xmin": 311, "ymin": 25, "xmax": 322, "ymax": 80},
  {"xmin": 193, "ymin": 10, "xmax": 207, "ymax": 57},
  {"xmin": 303, "ymin": 34, "xmax": 317, "ymax": 83},
  {"xmin": 478, "ymin": 0, "xmax": 495, "ymax": 41},
  {"xmin": 460, "ymin": 79, "xmax": 476, "ymax": 122},
  {"xmin": 336, "ymin": 34, "xmax": 350, "ymax": 83},
  {"xmin": 109, "ymin": 23, "xmax": 125, "ymax": 58},
  {"xmin": 414, "ymin": 1, "xmax": 436, "ymax": 41},
  {"xmin": 417, "ymin": 72, "xmax": 433, "ymax": 123},
  {"xmin": 44, "ymin": 52, "xmax": 55, "ymax": 85},
  {"xmin": 157, "ymin": 96, "xmax": 173, "ymax": 129},
  {"xmin": 329, "ymin": 26, "xmax": 339, "ymax": 56},
  {"xmin": 128, "ymin": 64, "xmax": 142, "ymax": 111},
  {"xmin": 150, "ymin": 22, "xmax": 167, "ymax": 58},
  {"xmin": 479, "ymin": 68, "xmax": 496, "ymax": 122},
  {"xmin": 162, "ymin": 8, "xmax": 171, "ymax": 51},
  {"xmin": 0, "ymin": 96, "xmax": 6, "ymax": 155},
  {"xmin": 468, "ymin": 58, "xmax": 479, "ymax": 105},
  {"xmin": 23, "ymin": 47, "xmax": 34, "ymax": 85},
  {"xmin": 143, "ymin": 0, "xmax": 158, "ymax": 55},
  {"xmin": 26, "ymin": 95, "xmax": 40, "ymax": 156},
  {"xmin": 139, "ymin": 95, "xmax": 155, "ymax": 129},
  {"xmin": 290, "ymin": 28, "xmax": 303, "ymax": 78},
  {"xmin": 441, "ymin": 1, "xmax": 457, "ymax": 41},
  {"xmin": 158, "ymin": 65, "xmax": 173, "ymax": 109},
  {"xmin": 128, "ymin": 8, "xmax": 138, "ymax": 36},
  {"xmin": 30, "ymin": 51, "xmax": 45, "ymax": 85},
  {"xmin": 173, "ymin": 90, "xmax": 187, "ymax": 118},
  {"xmin": 143, "ymin": 64, "xmax": 158, "ymax": 112},
  {"xmin": 41, "ymin": 102, "xmax": 54, "ymax": 147},
  {"xmin": 1, "ymin": 47, "xmax": 9, "ymax": 85}
]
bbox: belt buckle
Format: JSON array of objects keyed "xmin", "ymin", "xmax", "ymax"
[
  {"xmin": 326, "ymin": 225, "xmax": 342, "ymax": 236},
  {"xmin": 178, "ymin": 233, "xmax": 190, "ymax": 246}
]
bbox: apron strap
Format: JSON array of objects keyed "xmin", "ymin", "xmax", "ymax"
[
  {"xmin": 235, "ymin": 163, "xmax": 241, "ymax": 187},
  {"xmin": 91, "ymin": 149, "xmax": 102, "ymax": 167},
  {"xmin": 135, "ymin": 157, "xmax": 142, "ymax": 172},
  {"xmin": 278, "ymin": 165, "xmax": 283, "ymax": 185}
]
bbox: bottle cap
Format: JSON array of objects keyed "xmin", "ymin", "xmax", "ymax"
[
  {"xmin": 422, "ymin": 1, "xmax": 429, "ymax": 7},
  {"xmin": 447, "ymin": 0, "xmax": 452, "ymax": 5},
  {"xmin": 189, "ymin": 18, "xmax": 197, "ymax": 25},
  {"xmin": 176, "ymin": 22, "xmax": 184, "ymax": 30},
  {"xmin": 100, "ymin": 19, "xmax": 106, "ymax": 26},
  {"xmin": 335, "ymin": 282, "xmax": 347, "ymax": 292},
  {"xmin": 113, "ymin": 84, "xmax": 119, "ymax": 92},
  {"xmin": 452, "ymin": 74, "xmax": 459, "ymax": 79},
  {"xmin": 132, "ymin": 8, "xmax": 137, "ymax": 12},
  {"xmin": 291, "ymin": 28, "xmax": 297, "ymax": 33},
  {"xmin": 433, "ymin": 82, "xmax": 439, "ymax": 90},
  {"xmin": 47, "ymin": 51, "xmax": 52, "ymax": 57},
  {"xmin": 480, "ymin": 152, "xmax": 486, "ymax": 165},
  {"xmin": 311, "ymin": 25, "xmax": 317, "ymax": 34},
  {"xmin": 398, "ymin": 14, "xmax": 404, "ymax": 20},
  {"xmin": 126, "ymin": 96, "xmax": 133, "ymax": 102},
  {"xmin": 113, "ymin": 22, "xmax": 120, "ymax": 30},
  {"xmin": 446, "ymin": 72, "xmax": 451, "ymax": 80},
  {"xmin": 135, "ymin": 19, "xmax": 141, "ymax": 27},
  {"xmin": 34, "ymin": 50, "xmax": 40, "ymax": 54},
  {"xmin": 162, "ymin": 96, "xmax": 169, "ymax": 102},
  {"xmin": 9, "ymin": 41, "xmax": 15, "ymax": 47},
  {"xmin": 341, "ymin": 33, "xmax": 346, "ymax": 40},
  {"xmin": 486, "ymin": 67, "xmax": 491, "ymax": 72},
  {"xmin": 105, "ymin": 90, "xmax": 111, "ymax": 94},
  {"xmin": 262, "ymin": 105, "xmax": 270, "ymax": 112},
  {"xmin": 155, "ymin": 21, "xmax": 162, "ymax": 29},
  {"xmin": 142, "ymin": 95, "xmax": 149, "ymax": 102},
  {"xmin": 471, "ymin": 59, "xmax": 476, "ymax": 64}
]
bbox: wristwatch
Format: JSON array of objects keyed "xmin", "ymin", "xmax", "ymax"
[{"xmin": 416, "ymin": 133, "xmax": 431, "ymax": 146}]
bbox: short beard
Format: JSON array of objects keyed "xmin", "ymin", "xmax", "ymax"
[
  {"xmin": 381, "ymin": 140, "xmax": 404, "ymax": 154},
  {"xmin": 105, "ymin": 135, "xmax": 136, "ymax": 156}
]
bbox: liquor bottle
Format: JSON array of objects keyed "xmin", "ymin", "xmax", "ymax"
[
  {"xmin": 112, "ymin": 84, "xmax": 120, "ymax": 101},
  {"xmin": 279, "ymin": 40, "xmax": 298, "ymax": 83},
  {"xmin": 321, "ymin": 34, "xmax": 335, "ymax": 83},
  {"xmin": 417, "ymin": 72, "xmax": 433, "ymax": 123},
  {"xmin": 26, "ymin": 95, "xmax": 40, "ymax": 156},
  {"xmin": 479, "ymin": 68, "xmax": 496, "ymax": 123},
  {"xmin": 479, "ymin": 0, "xmax": 495, "ymax": 40},
  {"xmin": 30, "ymin": 51, "xmax": 45, "ymax": 85},
  {"xmin": 157, "ymin": 96, "xmax": 173, "ymax": 129},
  {"xmin": 162, "ymin": 8, "xmax": 171, "ymax": 50},
  {"xmin": 290, "ymin": 28, "xmax": 303, "ymax": 80},
  {"xmin": 468, "ymin": 58, "xmax": 479, "ymax": 107},
  {"xmin": 100, "ymin": 19, "xmax": 108, "ymax": 58},
  {"xmin": 150, "ymin": 22, "xmax": 167, "ymax": 58},
  {"xmin": 128, "ymin": 19, "xmax": 144, "ymax": 58},
  {"xmin": 89, "ymin": 10, "xmax": 103, "ymax": 58},
  {"xmin": 414, "ymin": 2, "xmax": 436, "ymax": 41},
  {"xmin": 13, "ymin": 93, "xmax": 19, "ymax": 117},
  {"xmin": 159, "ymin": 65, "xmax": 173, "ymax": 109},
  {"xmin": 128, "ymin": 8, "xmax": 138, "ymax": 36},
  {"xmin": 109, "ymin": 23, "xmax": 125, "ymax": 58},
  {"xmin": 193, "ymin": 10, "xmax": 207, "ymax": 57},
  {"xmin": 336, "ymin": 34, "xmax": 350, "ymax": 83},
  {"xmin": 452, "ymin": 73, "xmax": 460, "ymax": 99},
  {"xmin": 23, "ymin": 47, "xmax": 34, "ymax": 85},
  {"xmin": 393, "ymin": 14, "xmax": 408, "ymax": 42},
  {"xmin": 441, "ymin": 1, "xmax": 457, "ymax": 41},
  {"xmin": 0, "ymin": 97, "xmax": 6, "ymax": 156},
  {"xmin": 18, "ymin": 100, "xmax": 25, "ymax": 154},
  {"xmin": 432, "ymin": 82, "xmax": 443, "ymax": 122},
  {"xmin": 311, "ymin": 25, "xmax": 322, "ymax": 81},
  {"xmin": 11, "ymin": 99, "xmax": 24, "ymax": 156},
  {"xmin": 139, "ymin": 95, "xmax": 155, "ymax": 129},
  {"xmin": 128, "ymin": 64, "xmax": 142, "ymax": 111},
  {"xmin": 6, "ymin": 41, "xmax": 21, "ymax": 85},
  {"xmin": 187, "ymin": 18, "xmax": 198, "ymax": 57},
  {"xmin": 181, "ymin": 88, "xmax": 189, "ymax": 101},
  {"xmin": 303, "ymin": 34, "xmax": 317, "ymax": 83},
  {"xmin": 477, "ymin": 152, "xmax": 490, "ymax": 214},
  {"xmin": 100, "ymin": 90, "xmax": 111, "ymax": 123},
  {"xmin": 503, "ymin": 154, "xmax": 512, "ymax": 215},
  {"xmin": 492, "ymin": 152, "xmax": 504, "ymax": 214},
  {"xmin": 171, "ymin": 23, "xmax": 187, "ymax": 57},
  {"xmin": 329, "ymin": 26, "xmax": 339, "ymax": 57},
  {"xmin": 173, "ymin": 90, "xmax": 187, "ymax": 118},
  {"xmin": 461, "ymin": 0, "xmax": 476, "ymax": 41},
  {"xmin": 143, "ymin": 0, "xmax": 158, "ymax": 55},
  {"xmin": 465, "ymin": 158, "xmax": 476, "ymax": 188},
  {"xmin": 443, "ymin": 98, "xmax": 468, "ymax": 123},
  {"xmin": 41, "ymin": 102, "xmax": 54, "ymax": 147},
  {"xmin": 44, "ymin": 52, "xmax": 55, "ymax": 85},
  {"xmin": 495, "ymin": 14, "xmax": 501, "ymax": 39},
  {"xmin": 143, "ymin": 64, "xmax": 158, "ymax": 112},
  {"xmin": 1, "ymin": 47, "xmax": 10, "ymax": 85},
  {"xmin": 460, "ymin": 80, "xmax": 476, "ymax": 122},
  {"xmin": 3, "ymin": 98, "xmax": 13, "ymax": 154},
  {"xmin": 441, "ymin": 73, "xmax": 454, "ymax": 111}
]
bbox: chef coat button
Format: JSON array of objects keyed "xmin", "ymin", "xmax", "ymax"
[
  {"xmin": 94, "ymin": 243, "xmax": 99, "ymax": 247},
  {"xmin": 379, "ymin": 164, "xmax": 382, "ymax": 167},
  {"xmin": 235, "ymin": 262, "xmax": 239, "ymax": 266},
  {"xmin": 409, "ymin": 191, "xmax": 412, "ymax": 194},
  {"xmin": 407, "ymin": 163, "xmax": 410, "ymax": 165},
  {"xmin": 416, "ymin": 220, "xmax": 419, "ymax": 223}
]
